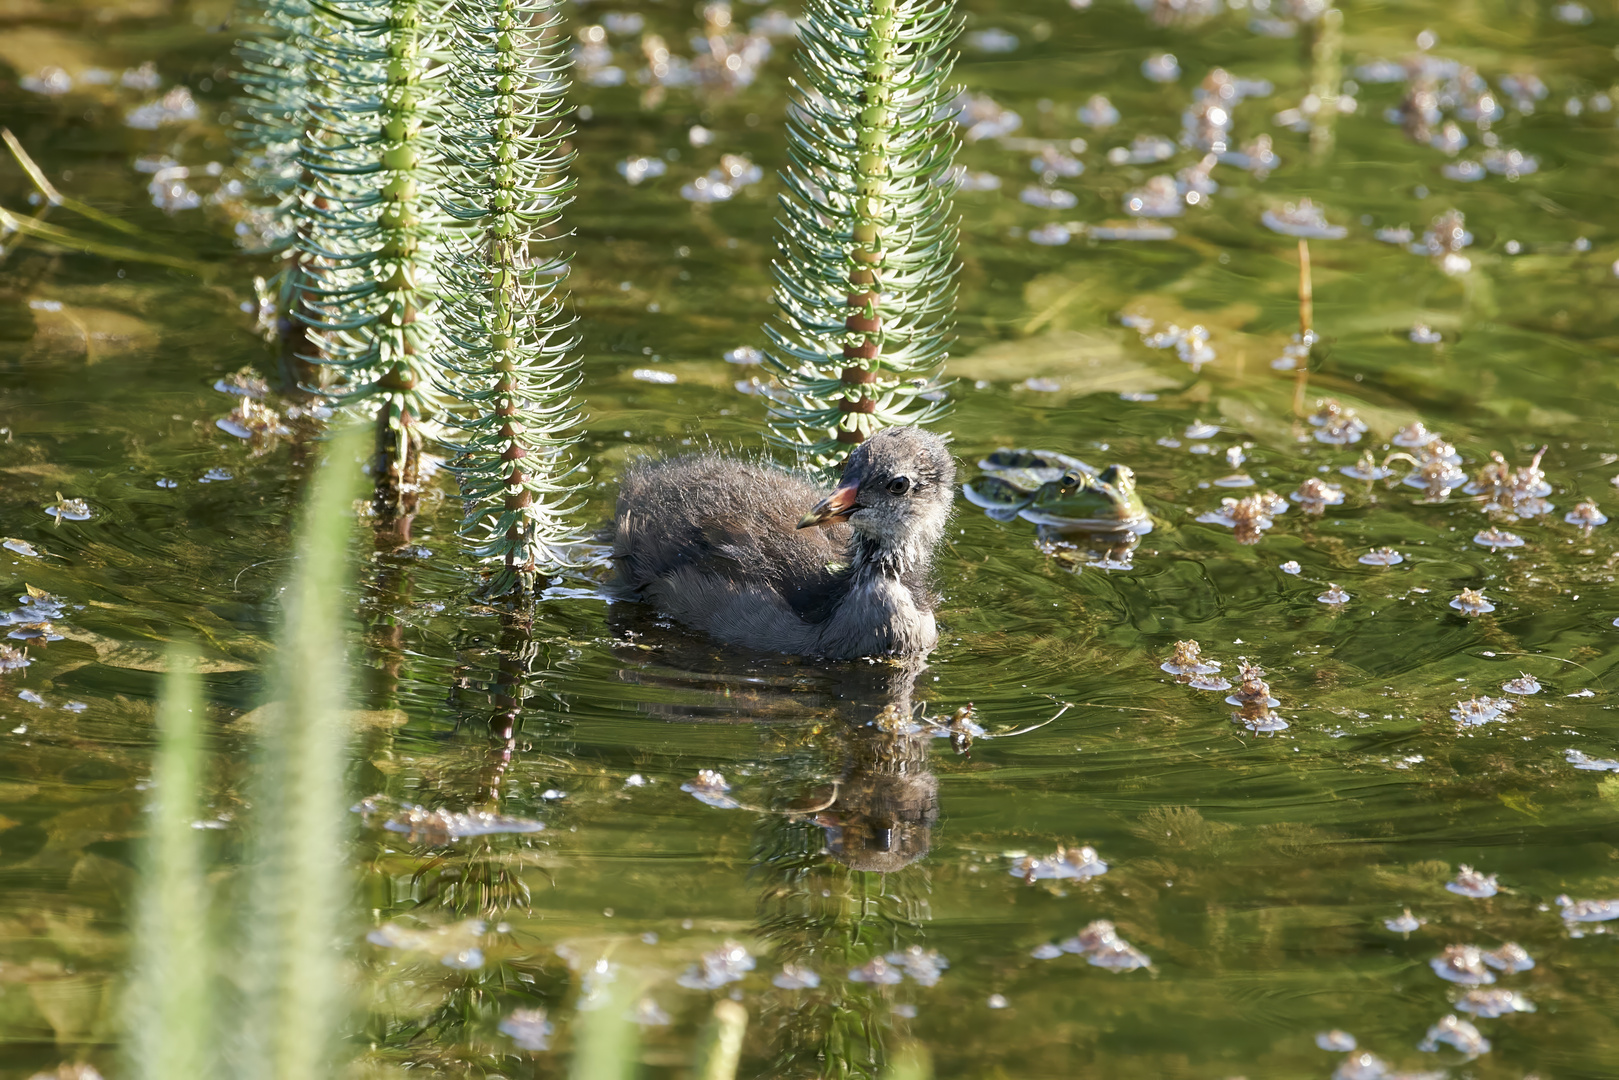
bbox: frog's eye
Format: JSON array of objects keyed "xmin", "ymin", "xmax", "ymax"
[{"xmin": 1060, "ymin": 471, "xmax": 1082, "ymax": 489}]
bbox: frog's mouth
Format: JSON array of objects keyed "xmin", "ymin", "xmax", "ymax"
[{"xmin": 798, "ymin": 483, "xmax": 863, "ymax": 529}]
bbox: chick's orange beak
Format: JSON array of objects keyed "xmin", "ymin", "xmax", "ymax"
[{"xmin": 797, "ymin": 483, "xmax": 861, "ymax": 529}]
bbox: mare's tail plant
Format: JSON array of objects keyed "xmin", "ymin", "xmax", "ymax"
[
  {"xmin": 765, "ymin": 0, "xmax": 962, "ymax": 470},
  {"xmin": 236, "ymin": 426, "xmax": 365, "ymax": 1080},
  {"xmin": 441, "ymin": 0, "xmax": 585, "ymax": 596},
  {"xmin": 126, "ymin": 652, "xmax": 213, "ymax": 1080}
]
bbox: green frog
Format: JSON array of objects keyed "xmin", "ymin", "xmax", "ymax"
[{"xmin": 962, "ymin": 449, "xmax": 1151, "ymax": 536}]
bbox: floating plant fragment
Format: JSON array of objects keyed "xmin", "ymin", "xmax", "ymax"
[
  {"xmin": 1162, "ymin": 639, "xmax": 1220, "ymax": 676},
  {"xmin": 352, "ymin": 795, "xmax": 544, "ymax": 843},
  {"xmin": 1332, "ymin": 1053, "xmax": 1389, "ymax": 1080},
  {"xmin": 1393, "ymin": 422, "xmax": 1439, "ymax": 448},
  {"xmin": 1446, "ymin": 865, "xmax": 1499, "ymax": 898},
  {"xmin": 1408, "ymin": 324, "xmax": 1443, "ymax": 345},
  {"xmin": 1566, "ymin": 500, "xmax": 1607, "ymax": 528},
  {"xmin": 1030, "ymin": 943, "xmax": 1064, "ymax": 960},
  {"xmin": 214, "ymin": 366, "xmax": 269, "ymax": 398},
  {"xmin": 45, "ymin": 494, "xmax": 92, "ymax": 522},
  {"xmin": 1565, "ymin": 749, "xmax": 1619, "ymax": 772},
  {"xmin": 217, "ymin": 398, "xmax": 292, "ymax": 441},
  {"xmin": 1197, "ymin": 492, "xmax": 1287, "ymax": 544},
  {"xmin": 1317, "ymin": 1031, "xmax": 1358, "ymax": 1052},
  {"xmin": 1449, "ymin": 589, "xmax": 1495, "ymax": 616},
  {"xmin": 1308, "ymin": 399, "xmax": 1367, "ymax": 446},
  {"xmin": 1318, "ymin": 584, "xmax": 1350, "ymax": 605},
  {"xmin": 1385, "ymin": 908, "xmax": 1425, "ymax": 934},
  {"xmin": 0, "ymin": 645, "xmax": 30, "ymax": 672},
  {"xmin": 1556, "ymin": 894, "xmax": 1619, "ymax": 923},
  {"xmin": 1270, "ymin": 330, "xmax": 1315, "ymax": 371},
  {"xmin": 1009, "ymin": 845, "xmax": 1108, "ymax": 883},
  {"xmin": 1280, "ymin": 560, "xmax": 1302, "ymax": 575},
  {"xmin": 1078, "ymin": 94, "xmax": 1120, "ymax": 127},
  {"xmin": 681, "ymin": 770, "xmax": 740, "ymax": 809},
  {"xmin": 617, "ymin": 156, "xmax": 668, "ymax": 185},
  {"xmin": 1341, "ymin": 451, "xmax": 1395, "ymax": 482},
  {"xmin": 847, "ymin": 957, "xmax": 904, "ymax": 985},
  {"xmin": 1430, "ymin": 945, "xmax": 1495, "ymax": 985},
  {"xmin": 1059, "ymin": 920, "xmax": 1151, "ymax": 971},
  {"xmin": 1482, "ymin": 942, "xmax": 1533, "ymax": 973},
  {"xmin": 1501, "ymin": 674, "xmax": 1541, "ymax": 696},
  {"xmin": 1262, "ymin": 198, "xmax": 1347, "ymax": 239},
  {"xmin": 772, "ymin": 964, "xmax": 821, "ymax": 990},
  {"xmin": 1454, "ymin": 988, "xmax": 1535, "ymax": 1018},
  {"xmin": 1451, "ymin": 696, "xmax": 1513, "ymax": 727},
  {"xmin": 499, "ymin": 1007, "xmax": 553, "ymax": 1050},
  {"xmin": 1473, "ymin": 527, "xmax": 1524, "ymax": 550},
  {"xmin": 1019, "ymin": 186, "xmax": 1079, "ymax": 210},
  {"xmin": 1358, "ymin": 547, "xmax": 1404, "ymax": 566},
  {"xmin": 1141, "ymin": 53, "xmax": 1180, "ymax": 82},
  {"xmin": 1292, "ymin": 478, "xmax": 1345, "ymax": 515},
  {"xmin": 677, "ymin": 941, "xmax": 755, "ymax": 989},
  {"xmin": 1226, "ymin": 662, "xmax": 1279, "ymax": 708},
  {"xmin": 367, "ymin": 918, "xmax": 488, "ymax": 970},
  {"xmin": 2, "ymin": 539, "xmax": 40, "ymax": 558},
  {"xmin": 1418, "ymin": 1014, "xmax": 1490, "ymax": 1056},
  {"xmin": 1187, "ymin": 673, "xmax": 1231, "ymax": 691},
  {"xmin": 886, "ymin": 945, "xmax": 949, "ymax": 986}
]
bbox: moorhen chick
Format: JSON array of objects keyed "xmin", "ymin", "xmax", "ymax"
[{"xmin": 613, "ymin": 427, "xmax": 955, "ymax": 659}]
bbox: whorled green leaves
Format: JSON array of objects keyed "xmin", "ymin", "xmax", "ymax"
[
  {"xmin": 766, "ymin": 0, "xmax": 962, "ymax": 470},
  {"xmin": 440, "ymin": 0, "xmax": 585, "ymax": 595}
]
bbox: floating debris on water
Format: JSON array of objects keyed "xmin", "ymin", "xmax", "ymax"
[
  {"xmin": 1451, "ymin": 696, "xmax": 1513, "ymax": 727},
  {"xmin": 1566, "ymin": 500, "xmax": 1607, "ymax": 528},
  {"xmin": 1316, "ymin": 1030, "xmax": 1358, "ymax": 1052},
  {"xmin": 1556, "ymin": 894, "xmax": 1619, "ymax": 923},
  {"xmin": 848, "ymin": 957, "xmax": 904, "ymax": 985},
  {"xmin": 1027, "ymin": 224, "xmax": 1072, "ymax": 247},
  {"xmin": 886, "ymin": 945, "xmax": 949, "ymax": 986},
  {"xmin": 1161, "ymin": 639, "xmax": 1220, "ymax": 676},
  {"xmin": 1501, "ymin": 674, "xmax": 1541, "ymax": 696},
  {"xmin": 724, "ymin": 345, "xmax": 763, "ymax": 365},
  {"xmin": 1385, "ymin": 908, "xmax": 1426, "ymax": 934},
  {"xmin": 1341, "ymin": 450, "xmax": 1395, "ymax": 482},
  {"xmin": 218, "ymin": 398, "xmax": 292, "ymax": 442},
  {"xmin": 1280, "ymin": 560, "xmax": 1302, "ymax": 574},
  {"xmin": 499, "ymin": 1007, "xmax": 553, "ymax": 1050},
  {"xmin": 1141, "ymin": 52, "xmax": 1180, "ymax": 83},
  {"xmin": 1059, "ymin": 920, "xmax": 1151, "ymax": 971},
  {"xmin": 1318, "ymin": 583, "xmax": 1351, "ymax": 605},
  {"xmin": 1031, "ymin": 942, "xmax": 1064, "ymax": 959},
  {"xmin": 1358, "ymin": 547, "xmax": 1404, "ymax": 566},
  {"xmin": 1446, "ymin": 865, "xmax": 1499, "ymax": 898},
  {"xmin": 772, "ymin": 963, "xmax": 821, "ymax": 990},
  {"xmin": 0, "ymin": 645, "xmax": 30, "ymax": 672},
  {"xmin": 367, "ymin": 918, "xmax": 487, "ymax": 969},
  {"xmin": 1331, "ymin": 1052, "xmax": 1390, "ymax": 1080},
  {"xmin": 198, "ymin": 468, "xmax": 233, "ymax": 483},
  {"xmin": 631, "ymin": 998, "xmax": 671, "ymax": 1027},
  {"xmin": 1414, "ymin": 208, "xmax": 1474, "ymax": 275},
  {"xmin": 1197, "ymin": 491, "xmax": 1287, "ymax": 544},
  {"xmin": 1473, "ymin": 527, "xmax": 1524, "ymax": 550},
  {"xmin": 352, "ymin": 795, "xmax": 544, "ymax": 844},
  {"xmin": 1270, "ymin": 329, "xmax": 1316, "ymax": 371},
  {"xmin": 1430, "ymin": 944, "xmax": 1496, "ymax": 985},
  {"xmin": 1449, "ymin": 588, "xmax": 1495, "ymax": 616},
  {"xmin": 1418, "ymin": 1014, "xmax": 1490, "ymax": 1056},
  {"xmin": 1010, "ymin": 845, "xmax": 1108, "ymax": 883},
  {"xmin": 1123, "ymin": 175, "xmax": 1184, "ymax": 218},
  {"xmin": 1292, "ymin": 476, "xmax": 1343, "ymax": 511},
  {"xmin": 1020, "ymin": 186, "xmax": 1079, "ymax": 210},
  {"xmin": 681, "ymin": 770, "xmax": 740, "ymax": 809},
  {"xmin": 1107, "ymin": 134, "xmax": 1176, "ymax": 165},
  {"xmin": 45, "ymin": 495, "xmax": 92, "ymax": 522},
  {"xmin": 1482, "ymin": 942, "xmax": 1533, "ymax": 972},
  {"xmin": 617, "ymin": 155, "xmax": 668, "ymax": 185},
  {"xmin": 214, "ymin": 365, "xmax": 269, "ymax": 398},
  {"xmin": 2, "ymin": 539, "xmax": 40, "ymax": 558},
  {"xmin": 1408, "ymin": 324, "xmax": 1443, "ymax": 345},
  {"xmin": 1565, "ymin": 749, "xmax": 1619, "ymax": 772},
  {"xmin": 678, "ymin": 941, "xmax": 755, "ymax": 989},
  {"xmin": 1262, "ymin": 198, "xmax": 1347, "ymax": 239},
  {"xmin": 1187, "ymin": 672, "xmax": 1232, "ymax": 691},
  {"xmin": 1078, "ymin": 93, "xmax": 1120, "ymax": 128},
  {"xmin": 1226, "ymin": 661, "xmax": 1279, "ymax": 708},
  {"xmin": 1454, "ymin": 988, "xmax": 1535, "ymax": 1018},
  {"xmin": 1309, "ymin": 399, "xmax": 1368, "ymax": 446},
  {"xmin": 125, "ymin": 86, "xmax": 199, "ymax": 129}
]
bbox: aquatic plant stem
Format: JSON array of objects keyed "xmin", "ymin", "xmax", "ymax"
[
  {"xmin": 126, "ymin": 649, "xmax": 212, "ymax": 1080},
  {"xmin": 1293, "ymin": 238, "xmax": 1312, "ymax": 418},
  {"xmin": 695, "ymin": 1000, "xmax": 749, "ymax": 1080},
  {"xmin": 766, "ymin": 0, "xmax": 961, "ymax": 469},
  {"xmin": 238, "ymin": 426, "xmax": 364, "ymax": 1080}
]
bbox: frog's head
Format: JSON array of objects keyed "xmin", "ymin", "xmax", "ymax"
[{"xmin": 1017, "ymin": 464, "xmax": 1150, "ymax": 534}]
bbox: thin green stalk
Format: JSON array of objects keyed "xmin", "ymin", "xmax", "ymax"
[
  {"xmin": 126, "ymin": 649, "xmax": 212, "ymax": 1080},
  {"xmin": 236, "ymin": 426, "xmax": 365, "ymax": 1080},
  {"xmin": 694, "ymin": 1000, "xmax": 749, "ymax": 1080}
]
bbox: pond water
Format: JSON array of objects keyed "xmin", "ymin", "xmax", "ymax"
[{"xmin": 4, "ymin": 0, "xmax": 1619, "ymax": 1076}]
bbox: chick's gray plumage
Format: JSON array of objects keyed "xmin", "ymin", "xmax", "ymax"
[{"xmin": 613, "ymin": 427, "xmax": 955, "ymax": 659}]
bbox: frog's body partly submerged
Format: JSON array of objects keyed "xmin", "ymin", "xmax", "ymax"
[{"xmin": 963, "ymin": 449, "xmax": 1151, "ymax": 536}]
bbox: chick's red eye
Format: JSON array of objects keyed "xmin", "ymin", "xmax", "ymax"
[{"xmin": 887, "ymin": 476, "xmax": 913, "ymax": 495}]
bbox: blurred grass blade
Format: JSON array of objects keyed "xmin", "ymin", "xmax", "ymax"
[
  {"xmin": 695, "ymin": 1000, "xmax": 748, "ymax": 1080},
  {"xmin": 568, "ymin": 976, "xmax": 639, "ymax": 1080},
  {"xmin": 0, "ymin": 206, "xmax": 213, "ymax": 276},
  {"xmin": 880, "ymin": 1040, "xmax": 933, "ymax": 1080},
  {"xmin": 3, "ymin": 126, "xmax": 149, "ymax": 237},
  {"xmin": 127, "ymin": 648, "xmax": 211, "ymax": 1080},
  {"xmin": 237, "ymin": 426, "xmax": 365, "ymax": 1080}
]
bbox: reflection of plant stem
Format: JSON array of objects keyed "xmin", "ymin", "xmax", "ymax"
[
  {"xmin": 3, "ymin": 127, "xmax": 148, "ymax": 238},
  {"xmin": 695, "ymin": 1000, "xmax": 749, "ymax": 1080},
  {"xmin": 1293, "ymin": 238, "xmax": 1313, "ymax": 418}
]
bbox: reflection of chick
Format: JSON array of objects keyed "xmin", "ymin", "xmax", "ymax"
[{"xmin": 817, "ymin": 727, "xmax": 938, "ymax": 873}]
